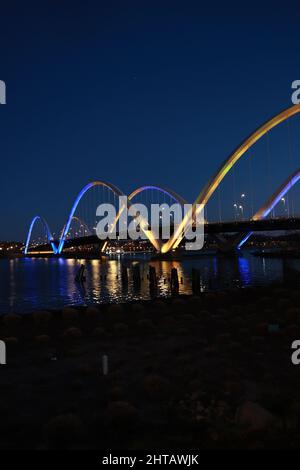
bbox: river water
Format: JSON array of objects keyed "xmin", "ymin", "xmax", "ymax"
[{"xmin": 0, "ymin": 251, "xmax": 299, "ymax": 314}]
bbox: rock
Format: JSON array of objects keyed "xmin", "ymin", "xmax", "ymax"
[
  {"xmin": 255, "ymin": 322, "xmax": 268, "ymax": 336},
  {"xmin": 181, "ymin": 313, "xmax": 195, "ymax": 321},
  {"xmin": 2, "ymin": 314, "xmax": 22, "ymax": 329},
  {"xmin": 238, "ymin": 327, "xmax": 249, "ymax": 339},
  {"xmin": 284, "ymin": 324, "xmax": 299, "ymax": 338},
  {"xmin": 205, "ymin": 293, "xmax": 217, "ymax": 306},
  {"xmin": 76, "ymin": 364, "xmax": 97, "ymax": 376},
  {"xmin": 33, "ymin": 311, "xmax": 52, "ymax": 328},
  {"xmin": 144, "ymin": 374, "xmax": 170, "ymax": 401},
  {"xmin": 215, "ymin": 333, "xmax": 231, "ymax": 344},
  {"xmin": 3, "ymin": 336, "xmax": 18, "ymax": 345},
  {"xmin": 199, "ymin": 310, "xmax": 211, "ymax": 321},
  {"xmin": 137, "ymin": 318, "xmax": 155, "ymax": 334},
  {"xmin": 171, "ymin": 298, "xmax": 185, "ymax": 314},
  {"xmin": 159, "ymin": 315, "xmax": 177, "ymax": 329},
  {"xmin": 216, "ymin": 308, "xmax": 229, "ymax": 317},
  {"xmin": 285, "ymin": 308, "xmax": 300, "ymax": 322},
  {"xmin": 131, "ymin": 303, "xmax": 145, "ymax": 315},
  {"xmin": 243, "ymin": 381, "xmax": 260, "ymax": 401},
  {"xmin": 230, "ymin": 305, "xmax": 243, "ymax": 316},
  {"xmin": 113, "ymin": 322, "xmax": 129, "ymax": 336},
  {"xmin": 62, "ymin": 307, "xmax": 79, "ymax": 323},
  {"xmin": 35, "ymin": 334, "xmax": 51, "ymax": 345},
  {"xmin": 224, "ymin": 381, "xmax": 244, "ymax": 398},
  {"xmin": 63, "ymin": 327, "xmax": 82, "ymax": 339},
  {"xmin": 215, "ymin": 292, "xmax": 230, "ymax": 307},
  {"xmin": 204, "ymin": 346, "xmax": 218, "ymax": 356},
  {"xmin": 108, "ymin": 385, "xmax": 125, "ymax": 400},
  {"xmin": 44, "ymin": 413, "xmax": 83, "ymax": 448},
  {"xmin": 106, "ymin": 401, "xmax": 138, "ymax": 426},
  {"xmin": 107, "ymin": 304, "xmax": 123, "ymax": 315},
  {"xmin": 235, "ymin": 401, "xmax": 278, "ymax": 432},
  {"xmin": 228, "ymin": 341, "xmax": 242, "ymax": 352},
  {"xmin": 85, "ymin": 305, "xmax": 100, "ymax": 319},
  {"xmin": 187, "ymin": 296, "xmax": 202, "ymax": 311},
  {"xmin": 152, "ymin": 300, "xmax": 168, "ymax": 311},
  {"xmin": 258, "ymin": 297, "xmax": 273, "ymax": 309},
  {"xmin": 278, "ymin": 298, "xmax": 293, "ymax": 312},
  {"xmin": 92, "ymin": 327, "xmax": 107, "ymax": 338},
  {"xmin": 251, "ymin": 335, "xmax": 264, "ymax": 346}
]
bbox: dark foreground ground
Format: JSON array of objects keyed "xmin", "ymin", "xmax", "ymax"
[{"xmin": 1, "ymin": 284, "xmax": 300, "ymax": 450}]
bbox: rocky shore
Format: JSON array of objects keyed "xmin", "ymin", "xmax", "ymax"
[{"xmin": 1, "ymin": 283, "xmax": 300, "ymax": 449}]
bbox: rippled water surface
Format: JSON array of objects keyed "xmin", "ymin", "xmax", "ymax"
[{"xmin": 0, "ymin": 251, "xmax": 299, "ymax": 314}]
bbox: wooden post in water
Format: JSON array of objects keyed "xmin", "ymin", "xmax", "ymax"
[
  {"xmin": 192, "ymin": 268, "xmax": 200, "ymax": 295},
  {"xmin": 132, "ymin": 264, "xmax": 141, "ymax": 289},
  {"xmin": 121, "ymin": 266, "xmax": 128, "ymax": 285},
  {"xmin": 75, "ymin": 264, "xmax": 86, "ymax": 283},
  {"xmin": 170, "ymin": 267, "xmax": 179, "ymax": 294},
  {"xmin": 149, "ymin": 266, "xmax": 157, "ymax": 293}
]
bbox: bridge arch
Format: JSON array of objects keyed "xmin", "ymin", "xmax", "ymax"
[
  {"xmin": 60, "ymin": 216, "xmax": 91, "ymax": 240},
  {"xmin": 101, "ymin": 185, "xmax": 187, "ymax": 253},
  {"xmin": 128, "ymin": 185, "xmax": 187, "ymax": 206},
  {"xmin": 161, "ymin": 103, "xmax": 300, "ymax": 253},
  {"xmin": 72, "ymin": 216, "xmax": 91, "ymax": 235},
  {"xmin": 237, "ymin": 167, "xmax": 300, "ymax": 248},
  {"xmin": 24, "ymin": 216, "xmax": 56, "ymax": 255},
  {"xmin": 57, "ymin": 181, "xmax": 124, "ymax": 254}
]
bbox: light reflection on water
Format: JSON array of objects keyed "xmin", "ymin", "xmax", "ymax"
[{"xmin": 0, "ymin": 251, "xmax": 299, "ymax": 314}]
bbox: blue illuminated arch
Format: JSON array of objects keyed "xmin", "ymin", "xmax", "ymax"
[
  {"xmin": 128, "ymin": 185, "xmax": 187, "ymax": 206},
  {"xmin": 57, "ymin": 181, "xmax": 124, "ymax": 254},
  {"xmin": 24, "ymin": 216, "xmax": 57, "ymax": 254},
  {"xmin": 238, "ymin": 167, "xmax": 300, "ymax": 249}
]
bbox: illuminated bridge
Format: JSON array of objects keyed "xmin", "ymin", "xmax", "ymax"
[{"xmin": 25, "ymin": 103, "xmax": 300, "ymax": 256}]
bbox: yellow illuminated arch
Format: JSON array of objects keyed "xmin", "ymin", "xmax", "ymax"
[
  {"xmin": 161, "ymin": 103, "xmax": 300, "ymax": 253},
  {"xmin": 101, "ymin": 185, "xmax": 187, "ymax": 253}
]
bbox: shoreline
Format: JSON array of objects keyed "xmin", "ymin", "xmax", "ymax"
[{"xmin": 1, "ymin": 282, "xmax": 300, "ymax": 449}]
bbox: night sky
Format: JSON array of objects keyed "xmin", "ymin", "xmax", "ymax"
[{"xmin": 1, "ymin": 0, "xmax": 300, "ymax": 241}]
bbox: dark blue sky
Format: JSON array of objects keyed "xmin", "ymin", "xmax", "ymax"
[{"xmin": 1, "ymin": 0, "xmax": 300, "ymax": 240}]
